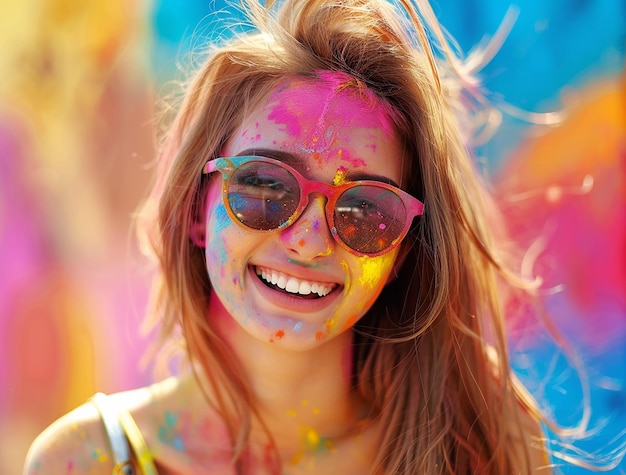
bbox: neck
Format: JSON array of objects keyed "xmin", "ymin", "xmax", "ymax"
[{"xmin": 208, "ymin": 292, "xmax": 366, "ymax": 451}]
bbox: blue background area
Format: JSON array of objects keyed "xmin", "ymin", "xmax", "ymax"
[{"xmin": 148, "ymin": 1, "xmax": 625, "ymax": 472}]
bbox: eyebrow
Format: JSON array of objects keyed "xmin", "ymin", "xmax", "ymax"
[{"xmin": 234, "ymin": 148, "xmax": 400, "ymax": 188}]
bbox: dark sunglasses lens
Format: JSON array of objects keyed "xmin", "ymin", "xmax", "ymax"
[
  {"xmin": 227, "ymin": 161, "xmax": 300, "ymax": 230},
  {"xmin": 335, "ymin": 186, "xmax": 407, "ymax": 254}
]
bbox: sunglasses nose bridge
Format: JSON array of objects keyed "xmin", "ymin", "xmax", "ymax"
[
  {"xmin": 299, "ymin": 176, "xmax": 339, "ymax": 226},
  {"xmin": 298, "ymin": 190, "xmax": 331, "ymax": 226},
  {"xmin": 280, "ymin": 191, "xmax": 334, "ymax": 259}
]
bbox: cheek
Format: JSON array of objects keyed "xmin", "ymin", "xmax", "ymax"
[
  {"xmin": 347, "ymin": 251, "xmax": 397, "ymax": 310},
  {"xmin": 206, "ymin": 204, "xmax": 236, "ymax": 281},
  {"xmin": 357, "ymin": 252, "xmax": 396, "ymax": 289},
  {"xmin": 331, "ymin": 253, "xmax": 397, "ymax": 335}
]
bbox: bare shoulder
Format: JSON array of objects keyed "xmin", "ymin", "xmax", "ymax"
[
  {"xmin": 24, "ymin": 377, "xmax": 203, "ymax": 475},
  {"xmin": 23, "ymin": 379, "xmax": 178, "ymax": 475},
  {"xmin": 23, "ymin": 396, "xmax": 114, "ymax": 474}
]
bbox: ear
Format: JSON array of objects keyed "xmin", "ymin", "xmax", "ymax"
[
  {"xmin": 189, "ymin": 220, "xmax": 206, "ymax": 247},
  {"xmin": 190, "ymin": 177, "xmax": 213, "ymax": 247}
]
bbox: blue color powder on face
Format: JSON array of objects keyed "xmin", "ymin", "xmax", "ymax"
[
  {"xmin": 213, "ymin": 204, "xmax": 232, "ymax": 232},
  {"xmin": 208, "ymin": 205, "xmax": 233, "ymax": 267},
  {"xmin": 294, "ymin": 322, "xmax": 303, "ymax": 331}
]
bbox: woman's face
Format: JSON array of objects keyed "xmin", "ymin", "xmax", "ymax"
[{"xmin": 203, "ymin": 73, "xmax": 405, "ymax": 350}]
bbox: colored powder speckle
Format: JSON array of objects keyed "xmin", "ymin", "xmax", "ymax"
[
  {"xmin": 92, "ymin": 449, "xmax": 108, "ymax": 463},
  {"xmin": 269, "ymin": 329, "xmax": 285, "ymax": 343},
  {"xmin": 306, "ymin": 428, "xmax": 320, "ymax": 449},
  {"xmin": 173, "ymin": 437, "xmax": 184, "ymax": 451},
  {"xmin": 287, "ymin": 409, "xmax": 297, "ymax": 417},
  {"xmin": 298, "ymin": 238, "xmax": 306, "ymax": 247},
  {"xmin": 71, "ymin": 423, "xmax": 86, "ymax": 439},
  {"xmin": 293, "ymin": 321, "xmax": 303, "ymax": 331},
  {"xmin": 289, "ymin": 425, "xmax": 335, "ymax": 466},
  {"xmin": 323, "ymin": 318, "xmax": 336, "ymax": 335},
  {"xmin": 332, "ymin": 166, "xmax": 348, "ymax": 186},
  {"xmin": 302, "ymin": 426, "xmax": 334, "ymax": 453},
  {"xmin": 315, "ymin": 330, "xmax": 325, "ymax": 340},
  {"xmin": 166, "ymin": 410, "xmax": 177, "ymax": 427},
  {"xmin": 158, "ymin": 411, "xmax": 185, "ymax": 452}
]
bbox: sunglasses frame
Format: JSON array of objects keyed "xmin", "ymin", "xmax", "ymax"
[{"xmin": 203, "ymin": 156, "xmax": 424, "ymax": 257}]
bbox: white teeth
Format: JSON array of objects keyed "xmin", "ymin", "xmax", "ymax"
[
  {"xmin": 255, "ymin": 267, "xmax": 335, "ymax": 297},
  {"xmin": 286, "ymin": 278, "xmax": 300, "ymax": 293},
  {"xmin": 299, "ymin": 281, "xmax": 312, "ymax": 295}
]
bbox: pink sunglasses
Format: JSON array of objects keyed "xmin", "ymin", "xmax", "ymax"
[{"xmin": 203, "ymin": 155, "xmax": 424, "ymax": 257}]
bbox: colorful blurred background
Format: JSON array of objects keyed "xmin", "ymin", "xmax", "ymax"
[{"xmin": 0, "ymin": 0, "xmax": 623, "ymax": 473}]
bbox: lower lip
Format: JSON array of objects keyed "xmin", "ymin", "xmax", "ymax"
[{"xmin": 247, "ymin": 266, "xmax": 342, "ymax": 314}]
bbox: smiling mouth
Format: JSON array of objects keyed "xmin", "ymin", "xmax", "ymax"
[{"xmin": 254, "ymin": 266, "xmax": 338, "ymax": 298}]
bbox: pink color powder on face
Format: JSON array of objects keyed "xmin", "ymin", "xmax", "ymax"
[{"xmin": 266, "ymin": 71, "xmax": 398, "ymax": 165}]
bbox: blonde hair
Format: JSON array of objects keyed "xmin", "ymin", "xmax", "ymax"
[{"xmin": 138, "ymin": 0, "xmax": 546, "ymax": 472}]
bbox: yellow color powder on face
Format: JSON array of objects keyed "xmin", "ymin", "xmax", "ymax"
[
  {"xmin": 332, "ymin": 166, "xmax": 348, "ymax": 186},
  {"xmin": 358, "ymin": 254, "xmax": 395, "ymax": 288}
]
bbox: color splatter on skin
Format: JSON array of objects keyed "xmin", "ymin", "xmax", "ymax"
[
  {"xmin": 158, "ymin": 410, "xmax": 185, "ymax": 451},
  {"xmin": 92, "ymin": 448, "xmax": 108, "ymax": 462},
  {"xmin": 204, "ymin": 72, "xmax": 404, "ymax": 348},
  {"xmin": 284, "ymin": 402, "xmax": 336, "ymax": 467},
  {"xmin": 290, "ymin": 426, "xmax": 335, "ymax": 466},
  {"xmin": 269, "ymin": 329, "xmax": 285, "ymax": 342},
  {"xmin": 332, "ymin": 166, "xmax": 348, "ymax": 186},
  {"xmin": 267, "ymin": 71, "xmax": 398, "ymax": 168},
  {"xmin": 358, "ymin": 254, "xmax": 395, "ymax": 288}
]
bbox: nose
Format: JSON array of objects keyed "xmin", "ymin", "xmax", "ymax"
[{"xmin": 280, "ymin": 195, "xmax": 334, "ymax": 260}]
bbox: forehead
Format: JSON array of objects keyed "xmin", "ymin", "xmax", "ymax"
[
  {"xmin": 264, "ymin": 72, "xmax": 398, "ymax": 141},
  {"xmin": 225, "ymin": 72, "xmax": 404, "ymax": 183}
]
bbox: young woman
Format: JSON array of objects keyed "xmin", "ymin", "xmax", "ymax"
[{"xmin": 24, "ymin": 0, "xmax": 554, "ymax": 473}]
